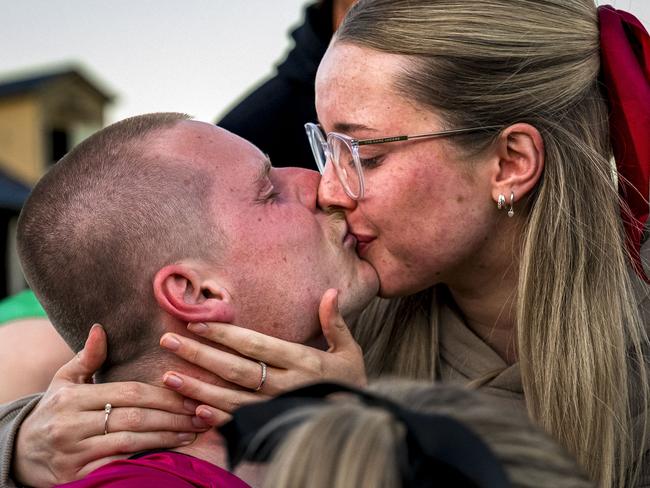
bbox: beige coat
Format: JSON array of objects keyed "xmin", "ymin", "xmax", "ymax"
[{"xmin": 437, "ymin": 237, "xmax": 650, "ymax": 486}]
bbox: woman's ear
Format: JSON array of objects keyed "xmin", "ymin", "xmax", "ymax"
[
  {"xmin": 153, "ymin": 264, "xmax": 235, "ymax": 324},
  {"xmin": 490, "ymin": 123, "xmax": 545, "ymax": 204}
]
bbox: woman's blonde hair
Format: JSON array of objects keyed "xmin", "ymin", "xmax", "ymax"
[
  {"xmin": 338, "ymin": 1, "xmax": 649, "ymax": 486},
  {"xmin": 262, "ymin": 380, "xmax": 593, "ymax": 488}
]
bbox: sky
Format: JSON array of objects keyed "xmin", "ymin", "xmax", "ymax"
[
  {"xmin": 601, "ymin": 0, "xmax": 650, "ymax": 25},
  {"xmin": 1, "ymin": 0, "xmax": 311, "ymax": 124},
  {"xmin": 1, "ymin": 0, "xmax": 649, "ymax": 125}
]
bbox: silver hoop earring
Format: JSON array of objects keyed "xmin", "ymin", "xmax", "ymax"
[
  {"xmin": 508, "ymin": 191, "xmax": 515, "ymax": 218},
  {"xmin": 497, "ymin": 194, "xmax": 505, "ymax": 210}
]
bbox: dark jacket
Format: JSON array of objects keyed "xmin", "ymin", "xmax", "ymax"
[{"xmin": 218, "ymin": 1, "xmax": 333, "ymax": 169}]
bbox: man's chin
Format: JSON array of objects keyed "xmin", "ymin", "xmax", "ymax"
[{"xmin": 340, "ymin": 282, "xmax": 379, "ymax": 322}]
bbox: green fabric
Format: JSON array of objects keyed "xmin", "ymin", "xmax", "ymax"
[{"xmin": 0, "ymin": 290, "xmax": 46, "ymax": 325}]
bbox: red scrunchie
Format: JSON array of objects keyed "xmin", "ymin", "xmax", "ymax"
[{"xmin": 598, "ymin": 5, "xmax": 650, "ymax": 283}]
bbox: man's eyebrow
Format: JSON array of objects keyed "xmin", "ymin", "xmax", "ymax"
[{"xmin": 254, "ymin": 155, "xmax": 272, "ymax": 186}]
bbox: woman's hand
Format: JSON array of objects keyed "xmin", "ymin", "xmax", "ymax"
[
  {"xmin": 12, "ymin": 324, "xmax": 209, "ymax": 487},
  {"xmin": 160, "ymin": 289, "xmax": 367, "ymax": 425}
]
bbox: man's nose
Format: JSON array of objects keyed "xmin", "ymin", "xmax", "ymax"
[{"xmin": 317, "ymin": 163, "xmax": 356, "ymax": 211}]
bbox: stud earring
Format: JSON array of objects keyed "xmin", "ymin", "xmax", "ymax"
[
  {"xmin": 497, "ymin": 194, "xmax": 506, "ymax": 210},
  {"xmin": 508, "ymin": 191, "xmax": 515, "ymax": 218}
]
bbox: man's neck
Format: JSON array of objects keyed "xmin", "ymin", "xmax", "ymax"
[
  {"xmin": 174, "ymin": 431, "xmax": 262, "ymax": 486},
  {"xmin": 174, "ymin": 429, "xmax": 227, "ymax": 466}
]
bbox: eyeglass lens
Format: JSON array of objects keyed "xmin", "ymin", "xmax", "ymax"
[
  {"xmin": 305, "ymin": 124, "xmax": 362, "ymax": 199},
  {"xmin": 306, "ymin": 128, "xmax": 327, "ymax": 173},
  {"xmin": 330, "ymin": 136, "xmax": 361, "ymax": 198}
]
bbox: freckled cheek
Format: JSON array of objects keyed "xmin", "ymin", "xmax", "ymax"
[
  {"xmin": 365, "ymin": 166, "xmax": 439, "ymax": 226},
  {"xmin": 365, "ymin": 165, "xmax": 461, "ymax": 266}
]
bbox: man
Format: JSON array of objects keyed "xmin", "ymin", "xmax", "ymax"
[
  {"xmin": 0, "ymin": 0, "xmax": 364, "ymax": 403},
  {"xmin": 2, "ymin": 113, "xmax": 378, "ymax": 486}
]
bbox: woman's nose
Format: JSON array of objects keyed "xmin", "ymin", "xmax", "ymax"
[{"xmin": 317, "ymin": 162, "xmax": 356, "ymax": 211}]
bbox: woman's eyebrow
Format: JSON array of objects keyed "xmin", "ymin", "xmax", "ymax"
[{"xmin": 331, "ymin": 122, "xmax": 377, "ymax": 134}]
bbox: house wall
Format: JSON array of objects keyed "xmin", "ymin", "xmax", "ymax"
[
  {"xmin": 40, "ymin": 76, "xmax": 105, "ymax": 154},
  {"xmin": 0, "ymin": 96, "xmax": 43, "ymax": 185}
]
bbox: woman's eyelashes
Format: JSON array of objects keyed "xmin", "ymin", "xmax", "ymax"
[{"xmin": 359, "ymin": 155, "xmax": 384, "ymax": 169}]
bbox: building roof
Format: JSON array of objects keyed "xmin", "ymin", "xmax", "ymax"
[
  {"xmin": 0, "ymin": 169, "xmax": 31, "ymax": 210},
  {"xmin": 0, "ymin": 66, "xmax": 114, "ymax": 102}
]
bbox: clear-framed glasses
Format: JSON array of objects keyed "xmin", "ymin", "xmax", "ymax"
[{"xmin": 304, "ymin": 122, "xmax": 502, "ymax": 200}]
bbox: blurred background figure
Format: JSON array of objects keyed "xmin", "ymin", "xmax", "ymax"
[
  {"xmin": 219, "ymin": 0, "xmax": 358, "ymax": 167},
  {"xmin": 222, "ymin": 380, "xmax": 595, "ymax": 488}
]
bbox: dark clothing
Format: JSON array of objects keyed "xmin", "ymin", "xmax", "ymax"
[{"xmin": 218, "ymin": 1, "xmax": 332, "ymax": 169}]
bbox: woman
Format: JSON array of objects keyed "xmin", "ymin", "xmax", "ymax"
[
  {"xmin": 161, "ymin": 1, "xmax": 650, "ymax": 485},
  {"xmin": 3, "ymin": 1, "xmax": 649, "ymax": 487}
]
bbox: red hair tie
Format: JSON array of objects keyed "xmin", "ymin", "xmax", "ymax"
[{"xmin": 598, "ymin": 5, "xmax": 650, "ymax": 283}]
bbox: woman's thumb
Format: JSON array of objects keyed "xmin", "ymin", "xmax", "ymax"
[
  {"xmin": 54, "ymin": 323, "xmax": 107, "ymax": 384},
  {"xmin": 319, "ymin": 289, "xmax": 353, "ymax": 352}
]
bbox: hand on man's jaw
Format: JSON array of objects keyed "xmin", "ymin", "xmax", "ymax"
[
  {"xmin": 88, "ymin": 260, "xmax": 251, "ymax": 471},
  {"xmin": 142, "ymin": 258, "xmax": 340, "ymax": 478}
]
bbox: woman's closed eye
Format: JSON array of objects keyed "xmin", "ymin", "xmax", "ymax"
[{"xmin": 359, "ymin": 155, "xmax": 384, "ymax": 169}]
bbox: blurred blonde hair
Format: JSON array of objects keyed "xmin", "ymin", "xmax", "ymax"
[
  {"xmin": 337, "ymin": 1, "xmax": 649, "ymax": 486},
  {"xmin": 263, "ymin": 381, "xmax": 593, "ymax": 488}
]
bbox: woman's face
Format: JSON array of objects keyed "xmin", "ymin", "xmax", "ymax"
[{"xmin": 315, "ymin": 43, "xmax": 501, "ymax": 297}]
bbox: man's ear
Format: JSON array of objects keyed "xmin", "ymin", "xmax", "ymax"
[
  {"xmin": 490, "ymin": 123, "xmax": 544, "ymax": 205},
  {"xmin": 153, "ymin": 264, "xmax": 235, "ymax": 324}
]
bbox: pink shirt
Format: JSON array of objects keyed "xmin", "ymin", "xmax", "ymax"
[{"xmin": 56, "ymin": 450, "xmax": 250, "ymax": 488}]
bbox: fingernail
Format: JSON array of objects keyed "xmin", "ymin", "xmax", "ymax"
[
  {"xmin": 184, "ymin": 399, "xmax": 199, "ymax": 412},
  {"xmin": 196, "ymin": 407, "xmax": 213, "ymax": 420},
  {"xmin": 163, "ymin": 373, "xmax": 183, "ymax": 388},
  {"xmin": 85, "ymin": 323, "xmax": 101, "ymax": 345},
  {"xmin": 161, "ymin": 334, "xmax": 181, "ymax": 351},
  {"xmin": 188, "ymin": 322, "xmax": 208, "ymax": 334},
  {"xmin": 332, "ymin": 289, "xmax": 340, "ymax": 316},
  {"xmin": 178, "ymin": 432, "xmax": 196, "ymax": 445}
]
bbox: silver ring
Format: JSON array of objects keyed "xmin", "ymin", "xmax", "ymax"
[
  {"xmin": 254, "ymin": 361, "xmax": 267, "ymax": 392},
  {"xmin": 103, "ymin": 403, "xmax": 112, "ymax": 435}
]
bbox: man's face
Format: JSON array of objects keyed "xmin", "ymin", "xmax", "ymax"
[{"xmin": 155, "ymin": 121, "xmax": 379, "ymax": 344}]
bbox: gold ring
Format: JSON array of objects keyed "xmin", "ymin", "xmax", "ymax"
[
  {"xmin": 254, "ymin": 361, "xmax": 267, "ymax": 392},
  {"xmin": 103, "ymin": 403, "xmax": 112, "ymax": 435}
]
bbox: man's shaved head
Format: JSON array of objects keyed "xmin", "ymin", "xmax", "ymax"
[{"xmin": 18, "ymin": 113, "xmax": 222, "ymax": 372}]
